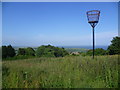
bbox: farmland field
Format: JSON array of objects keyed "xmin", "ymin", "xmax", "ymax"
[
  {"xmin": 2, "ymin": 55, "xmax": 118, "ymax": 88},
  {"xmin": 65, "ymin": 48, "xmax": 89, "ymax": 52}
]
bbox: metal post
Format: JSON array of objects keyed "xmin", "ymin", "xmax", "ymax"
[
  {"xmin": 92, "ymin": 26, "xmax": 95, "ymax": 59},
  {"xmin": 86, "ymin": 10, "xmax": 100, "ymax": 59}
]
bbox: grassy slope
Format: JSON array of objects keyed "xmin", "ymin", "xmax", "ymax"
[{"xmin": 2, "ymin": 55, "xmax": 118, "ymax": 88}]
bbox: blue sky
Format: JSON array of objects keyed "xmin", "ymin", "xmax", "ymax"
[{"xmin": 2, "ymin": 2, "xmax": 118, "ymax": 46}]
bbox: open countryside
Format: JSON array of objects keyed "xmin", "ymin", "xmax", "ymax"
[{"xmin": 2, "ymin": 2, "xmax": 119, "ymax": 88}]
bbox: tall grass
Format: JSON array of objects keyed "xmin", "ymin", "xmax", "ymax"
[{"xmin": 2, "ymin": 55, "xmax": 118, "ymax": 88}]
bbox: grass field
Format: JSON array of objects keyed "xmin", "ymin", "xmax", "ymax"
[{"xmin": 2, "ymin": 55, "xmax": 118, "ymax": 88}]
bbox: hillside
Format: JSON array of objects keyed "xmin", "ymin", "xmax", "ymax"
[
  {"xmin": 65, "ymin": 48, "xmax": 89, "ymax": 53},
  {"xmin": 2, "ymin": 55, "xmax": 118, "ymax": 88}
]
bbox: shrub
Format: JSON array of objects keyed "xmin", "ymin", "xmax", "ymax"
[
  {"xmin": 107, "ymin": 36, "xmax": 120, "ymax": 55},
  {"xmin": 86, "ymin": 48, "xmax": 107, "ymax": 56},
  {"xmin": 95, "ymin": 48, "xmax": 107, "ymax": 55},
  {"xmin": 18, "ymin": 47, "xmax": 35, "ymax": 56},
  {"xmin": 36, "ymin": 45, "xmax": 69, "ymax": 57},
  {"xmin": 2, "ymin": 46, "xmax": 7, "ymax": 58},
  {"xmin": 2, "ymin": 45, "xmax": 16, "ymax": 59},
  {"xmin": 25, "ymin": 47, "xmax": 35, "ymax": 56},
  {"xmin": 7, "ymin": 45, "xmax": 16, "ymax": 57},
  {"xmin": 18, "ymin": 48, "xmax": 26, "ymax": 55}
]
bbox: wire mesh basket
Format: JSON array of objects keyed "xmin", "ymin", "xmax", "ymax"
[{"xmin": 87, "ymin": 10, "xmax": 100, "ymax": 23}]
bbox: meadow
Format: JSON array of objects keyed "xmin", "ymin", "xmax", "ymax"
[{"xmin": 2, "ymin": 55, "xmax": 118, "ymax": 88}]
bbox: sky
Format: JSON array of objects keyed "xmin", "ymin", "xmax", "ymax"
[{"xmin": 2, "ymin": 2, "xmax": 118, "ymax": 47}]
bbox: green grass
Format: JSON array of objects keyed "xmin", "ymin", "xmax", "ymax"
[{"xmin": 2, "ymin": 55, "xmax": 118, "ymax": 88}]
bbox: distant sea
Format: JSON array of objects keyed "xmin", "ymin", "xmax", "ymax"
[
  {"xmin": 13, "ymin": 45, "xmax": 108, "ymax": 50},
  {"xmin": 58, "ymin": 46, "xmax": 108, "ymax": 50}
]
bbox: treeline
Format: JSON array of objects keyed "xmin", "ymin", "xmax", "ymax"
[
  {"xmin": 2, "ymin": 45, "xmax": 69, "ymax": 60},
  {"xmin": 2, "ymin": 36, "xmax": 120, "ymax": 60},
  {"xmin": 79, "ymin": 48, "xmax": 108, "ymax": 56},
  {"xmin": 2, "ymin": 45, "xmax": 16, "ymax": 58},
  {"xmin": 82, "ymin": 36, "xmax": 120, "ymax": 56}
]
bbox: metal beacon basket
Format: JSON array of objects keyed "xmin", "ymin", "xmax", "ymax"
[
  {"xmin": 86, "ymin": 10, "xmax": 100, "ymax": 27},
  {"xmin": 86, "ymin": 10, "xmax": 100, "ymax": 59}
]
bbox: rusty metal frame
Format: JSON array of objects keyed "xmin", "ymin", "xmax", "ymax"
[
  {"xmin": 86, "ymin": 10, "xmax": 100, "ymax": 59},
  {"xmin": 87, "ymin": 10, "xmax": 100, "ymax": 28}
]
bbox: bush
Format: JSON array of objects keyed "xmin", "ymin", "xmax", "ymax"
[
  {"xmin": 81, "ymin": 52, "xmax": 87, "ymax": 56},
  {"xmin": 2, "ymin": 46, "xmax": 7, "ymax": 58},
  {"xmin": 107, "ymin": 36, "xmax": 120, "ymax": 55},
  {"xmin": 95, "ymin": 48, "xmax": 107, "ymax": 55},
  {"xmin": 25, "ymin": 47, "xmax": 35, "ymax": 56},
  {"xmin": 18, "ymin": 48, "xmax": 26, "ymax": 55},
  {"xmin": 86, "ymin": 48, "xmax": 107, "ymax": 56},
  {"xmin": 2, "ymin": 45, "xmax": 16, "ymax": 59},
  {"xmin": 7, "ymin": 45, "xmax": 16, "ymax": 57},
  {"xmin": 3, "ymin": 55, "xmax": 35, "ymax": 60},
  {"xmin": 36, "ymin": 45, "xmax": 69, "ymax": 57},
  {"xmin": 18, "ymin": 47, "xmax": 35, "ymax": 56}
]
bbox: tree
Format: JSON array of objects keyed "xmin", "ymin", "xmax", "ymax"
[
  {"xmin": 2, "ymin": 45, "xmax": 16, "ymax": 58},
  {"xmin": 26, "ymin": 47, "xmax": 35, "ymax": 56},
  {"xmin": 36, "ymin": 45, "xmax": 69, "ymax": 57},
  {"xmin": 95, "ymin": 48, "xmax": 107, "ymax": 55},
  {"xmin": 7, "ymin": 45, "xmax": 16, "ymax": 57},
  {"xmin": 86, "ymin": 48, "xmax": 107, "ymax": 56},
  {"xmin": 107, "ymin": 36, "xmax": 120, "ymax": 55},
  {"xmin": 36, "ymin": 45, "xmax": 46, "ymax": 57},
  {"xmin": 53, "ymin": 46, "xmax": 69, "ymax": 57},
  {"xmin": 18, "ymin": 48, "xmax": 26, "ymax": 55},
  {"xmin": 2, "ymin": 46, "xmax": 7, "ymax": 58},
  {"xmin": 86, "ymin": 49, "xmax": 93, "ymax": 56},
  {"xmin": 54, "ymin": 47, "xmax": 63, "ymax": 57}
]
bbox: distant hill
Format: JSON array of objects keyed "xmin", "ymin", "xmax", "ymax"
[
  {"xmin": 65, "ymin": 48, "xmax": 89, "ymax": 53},
  {"xmin": 13, "ymin": 45, "xmax": 108, "ymax": 53}
]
